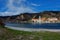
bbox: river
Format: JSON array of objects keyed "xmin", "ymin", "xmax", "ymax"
[{"xmin": 5, "ymin": 22, "xmax": 60, "ymax": 29}]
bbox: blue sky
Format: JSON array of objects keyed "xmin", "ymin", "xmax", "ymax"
[{"xmin": 0, "ymin": 0, "xmax": 60, "ymax": 16}]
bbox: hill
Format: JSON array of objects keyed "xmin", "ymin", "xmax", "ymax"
[{"xmin": 0, "ymin": 11, "xmax": 60, "ymax": 23}]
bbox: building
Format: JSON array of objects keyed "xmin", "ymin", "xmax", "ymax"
[
  {"xmin": 41, "ymin": 17, "xmax": 47, "ymax": 23},
  {"xmin": 32, "ymin": 15, "xmax": 58, "ymax": 23},
  {"xmin": 32, "ymin": 16, "xmax": 41, "ymax": 23},
  {"xmin": 47, "ymin": 17, "xmax": 58, "ymax": 23}
]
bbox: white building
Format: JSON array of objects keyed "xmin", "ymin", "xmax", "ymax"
[
  {"xmin": 47, "ymin": 18, "xmax": 58, "ymax": 23},
  {"xmin": 32, "ymin": 16, "xmax": 41, "ymax": 23}
]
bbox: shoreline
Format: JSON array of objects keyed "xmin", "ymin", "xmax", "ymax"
[{"xmin": 5, "ymin": 26, "xmax": 60, "ymax": 32}]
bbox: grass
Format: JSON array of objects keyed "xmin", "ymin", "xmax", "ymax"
[{"xmin": 0, "ymin": 26, "xmax": 60, "ymax": 40}]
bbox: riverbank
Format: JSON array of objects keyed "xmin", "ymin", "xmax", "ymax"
[
  {"xmin": 5, "ymin": 26, "xmax": 60, "ymax": 32},
  {"xmin": 0, "ymin": 26, "xmax": 60, "ymax": 40}
]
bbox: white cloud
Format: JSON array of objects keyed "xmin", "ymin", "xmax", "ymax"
[
  {"xmin": 0, "ymin": 12, "xmax": 16, "ymax": 16},
  {"xmin": 0, "ymin": 0, "xmax": 36, "ymax": 16},
  {"xmin": 31, "ymin": 3, "xmax": 41, "ymax": 6}
]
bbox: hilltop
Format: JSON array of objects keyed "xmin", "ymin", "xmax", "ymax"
[{"xmin": 0, "ymin": 11, "xmax": 60, "ymax": 23}]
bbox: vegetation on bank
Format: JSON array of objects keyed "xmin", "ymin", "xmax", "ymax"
[{"xmin": 0, "ymin": 26, "xmax": 60, "ymax": 40}]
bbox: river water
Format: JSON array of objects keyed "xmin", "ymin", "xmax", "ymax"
[{"xmin": 5, "ymin": 22, "xmax": 60, "ymax": 29}]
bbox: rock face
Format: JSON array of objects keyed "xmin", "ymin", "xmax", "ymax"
[{"xmin": 0, "ymin": 11, "xmax": 60, "ymax": 23}]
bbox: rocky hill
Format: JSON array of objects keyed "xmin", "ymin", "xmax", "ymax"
[{"xmin": 0, "ymin": 11, "xmax": 60, "ymax": 23}]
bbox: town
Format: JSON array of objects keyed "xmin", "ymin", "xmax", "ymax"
[{"xmin": 0, "ymin": 11, "xmax": 60, "ymax": 23}]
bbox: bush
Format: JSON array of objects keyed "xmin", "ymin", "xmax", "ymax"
[{"xmin": 0, "ymin": 19, "xmax": 5, "ymax": 28}]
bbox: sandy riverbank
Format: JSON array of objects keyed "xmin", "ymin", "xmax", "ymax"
[{"xmin": 5, "ymin": 26, "xmax": 60, "ymax": 32}]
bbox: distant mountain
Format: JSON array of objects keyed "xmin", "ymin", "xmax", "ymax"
[{"xmin": 0, "ymin": 11, "xmax": 60, "ymax": 23}]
